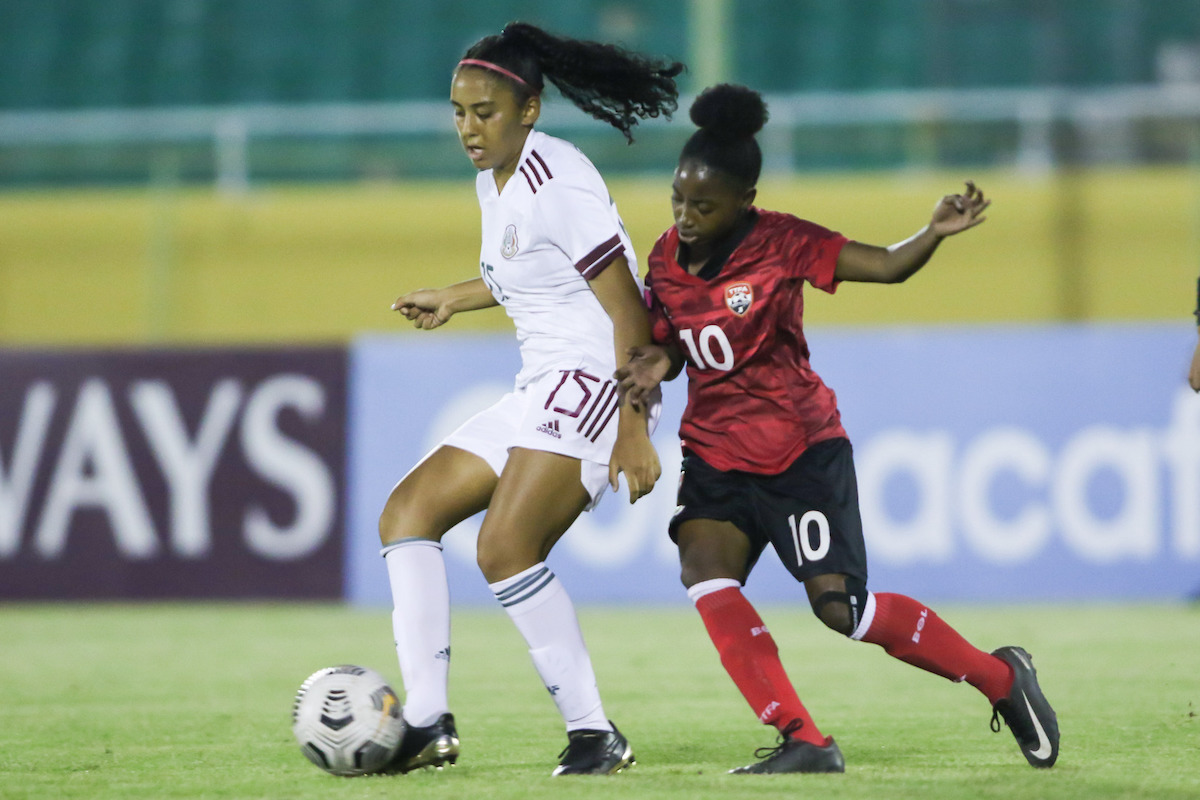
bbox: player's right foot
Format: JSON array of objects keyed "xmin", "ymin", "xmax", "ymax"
[
  {"xmin": 729, "ymin": 731, "xmax": 845, "ymax": 774},
  {"xmin": 388, "ymin": 712, "xmax": 459, "ymax": 772},
  {"xmin": 990, "ymin": 646, "xmax": 1059, "ymax": 768},
  {"xmin": 552, "ymin": 723, "xmax": 635, "ymax": 775}
]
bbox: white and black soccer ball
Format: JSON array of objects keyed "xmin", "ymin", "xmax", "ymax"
[{"xmin": 291, "ymin": 664, "xmax": 405, "ymax": 776}]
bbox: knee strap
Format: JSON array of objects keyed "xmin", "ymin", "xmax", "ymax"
[{"xmin": 812, "ymin": 577, "xmax": 869, "ymax": 637}]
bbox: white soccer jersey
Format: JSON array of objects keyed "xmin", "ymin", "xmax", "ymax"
[{"xmin": 476, "ymin": 129, "xmax": 638, "ymax": 387}]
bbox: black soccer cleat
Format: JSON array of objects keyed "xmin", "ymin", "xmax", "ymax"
[
  {"xmin": 990, "ymin": 646, "xmax": 1059, "ymax": 768},
  {"xmin": 387, "ymin": 712, "xmax": 460, "ymax": 773},
  {"xmin": 729, "ymin": 722, "xmax": 845, "ymax": 774},
  {"xmin": 552, "ymin": 722, "xmax": 635, "ymax": 776}
]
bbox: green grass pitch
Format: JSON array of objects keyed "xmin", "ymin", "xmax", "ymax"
[{"xmin": 2, "ymin": 602, "xmax": 1198, "ymax": 799}]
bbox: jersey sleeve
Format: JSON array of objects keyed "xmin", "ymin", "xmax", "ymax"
[
  {"xmin": 538, "ymin": 172, "xmax": 626, "ymax": 280},
  {"xmin": 645, "ymin": 237, "xmax": 677, "ymax": 345},
  {"xmin": 781, "ymin": 216, "xmax": 848, "ymax": 294}
]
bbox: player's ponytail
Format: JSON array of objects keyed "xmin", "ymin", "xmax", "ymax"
[
  {"xmin": 458, "ymin": 22, "xmax": 684, "ymax": 142},
  {"xmin": 680, "ymin": 84, "xmax": 769, "ymax": 188}
]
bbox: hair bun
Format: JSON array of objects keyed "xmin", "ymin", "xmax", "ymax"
[{"xmin": 689, "ymin": 84, "xmax": 768, "ymax": 141}]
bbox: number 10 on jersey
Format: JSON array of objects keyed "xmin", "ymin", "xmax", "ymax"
[{"xmin": 679, "ymin": 325, "xmax": 735, "ymax": 371}]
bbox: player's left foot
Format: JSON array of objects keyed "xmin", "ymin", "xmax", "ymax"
[
  {"xmin": 552, "ymin": 723, "xmax": 635, "ymax": 775},
  {"xmin": 990, "ymin": 646, "xmax": 1059, "ymax": 768},
  {"xmin": 729, "ymin": 731, "xmax": 845, "ymax": 774}
]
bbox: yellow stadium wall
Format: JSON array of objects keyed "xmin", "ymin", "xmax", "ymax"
[{"xmin": 1, "ymin": 167, "xmax": 1196, "ymax": 346}]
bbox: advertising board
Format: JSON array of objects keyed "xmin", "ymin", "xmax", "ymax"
[
  {"xmin": 346, "ymin": 325, "xmax": 1200, "ymax": 605},
  {"xmin": 0, "ymin": 348, "xmax": 346, "ymax": 599}
]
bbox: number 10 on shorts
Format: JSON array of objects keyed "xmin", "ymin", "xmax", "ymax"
[{"xmin": 789, "ymin": 510, "xmax": 831, "ymax": 565}]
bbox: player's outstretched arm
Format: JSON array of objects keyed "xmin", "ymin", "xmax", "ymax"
[
  {"xmin": 615, "ymin": 344, "xmax": 683, "ymax": 411},
  {"xmin": 834, "ymin": 180, "xmax": 990, "ymax": 284},
  {"xmin": 391, "ymin": 278, "xmax": 498, "ymax": 330},
  {"xmin": 1191, "ymin": 278, "xmax": 1200, "ymax": 392},
  {"xmin": 1189, "ymin": 330, "xmax": 1200, "ymax": 392}
]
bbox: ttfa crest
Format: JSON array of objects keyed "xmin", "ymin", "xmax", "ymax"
[{"xmin": 724, "ymin": 281, "xmax": 753, "ymax": 316}]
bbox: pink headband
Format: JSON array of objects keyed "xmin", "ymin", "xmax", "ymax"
[{"xmin": 457, "ymin": 58, "xmax": 536, "ymax": 91}]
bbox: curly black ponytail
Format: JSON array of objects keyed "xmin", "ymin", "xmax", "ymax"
[
  {"xmin": 680, "ymin": 84, "xmax": 769, "ymax": 188},
  {"xmin": 459, "ymin": 21, "xmax": 684, "ymax": 143}
]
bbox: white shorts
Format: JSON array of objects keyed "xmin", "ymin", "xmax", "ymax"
[{"xmin": 439, "ymin": 366, "xmax": 660, "ymax": 510}]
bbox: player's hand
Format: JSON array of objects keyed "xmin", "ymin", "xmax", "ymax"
[
  {"xmin": 1189, "ymin": 335, "xmax": 1200, "ymax": 392},
  {"xmin": 608, "ymin": 431, "xmax": 661, "ymax": 504},
  {"xmin": 392, "ymin": 288, "xmax": 452, "ymax": 330},
  {"xmin": 930, "ymin": 180, "xmax": 990, "ymax": 238},
  {"xmin": 615, "ymin": 345, "xmax": 672, "ymax": 412}
]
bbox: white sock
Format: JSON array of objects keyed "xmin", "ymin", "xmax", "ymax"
[
  {"xmin": 490, "ymin": 563, "xmax": 612, "ymax": 733},
  {"xmin": 383, "ymin": 539, "xmax": 451, "ymax": 727}
]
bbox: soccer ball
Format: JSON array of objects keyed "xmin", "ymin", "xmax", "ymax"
[{"xmin": 291, "ymin": 664, "xmax": 405, "ymax": 776}]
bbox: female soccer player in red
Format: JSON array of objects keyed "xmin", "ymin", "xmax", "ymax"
[
  {"xmin": 380, "ymin": 23, "xmax": 681, "ymax": 775},
  {"xmin": 617, "ymin": 84, "xmax": 1060, "ymax": 774}
]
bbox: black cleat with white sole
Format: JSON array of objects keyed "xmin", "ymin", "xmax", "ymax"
[
  {"xmin": 990, "ymin": 646, "xmax": 1059, "ymax": 768},
  {"xmin": 387, "ymin": 712, "xmax": 460, "ymax": 773},
  {"xmin": 552, "ymin": 723, "xmax": 635, "ymax": 775}
]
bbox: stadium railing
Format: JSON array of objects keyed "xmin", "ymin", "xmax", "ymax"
[{"xmin": 1, "ymin": 83, "xmax": 1199, "ymax": 189}]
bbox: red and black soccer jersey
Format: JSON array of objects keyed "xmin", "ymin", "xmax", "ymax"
[{"xmin": 646, "ymin": 208, "xmax": 849, "ymax": 474}]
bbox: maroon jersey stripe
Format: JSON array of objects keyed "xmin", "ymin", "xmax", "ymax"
[
  {"xmin": 575, "ymin": 235, "xmax": 624, "ymax": 279},
  {"xmin": 579, "ymin": 382, "xmax": 615, "ymax": 437},
  {"xmin": 519, "ymin": 166, "xmax": 537, "ymax": 193},
  {"xmin": 531, "ymin": 150, "xmax": 553, "ymax": 179},
  {"xmin": 523, "ymin": 157, "xmax": 545, "ymax": 185}
]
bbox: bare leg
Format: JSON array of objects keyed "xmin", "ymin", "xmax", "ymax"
[{"xmin": 380, "ymin": 445, "xmax": 497, "ymax": 547}]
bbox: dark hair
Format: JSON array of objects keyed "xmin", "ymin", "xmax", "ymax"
[
  {"xmin": 679, "ymin": 84, "xmax": 769, "ymax": 187},
  {"xmin": 458, "ymin": 21, "xmax": 684, "ymax": 143}
]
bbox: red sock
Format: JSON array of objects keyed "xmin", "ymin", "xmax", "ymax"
[
  {"xmin": 860, "ymin": 592, "xmax": 1013, "ymax": 704},
  {"xmin": 694, "ymin": 587, "xmax": 825, "ymax": 745}
]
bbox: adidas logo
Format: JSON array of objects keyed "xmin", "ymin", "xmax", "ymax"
[
  {"xmin": 536, "ymin": 419, "xmax": 562, "ymax": 438},
  {"xmin": 435, "ymin": 647, "xmax": 451, "ymax": 662}
]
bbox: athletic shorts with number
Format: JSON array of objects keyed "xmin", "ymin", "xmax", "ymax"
[
  {"xmin": 669, "ymin": 436, "xmax": 867, "ymax": 583},
  {"xmin": 436, "ymin": 365, "xmax": 660, "ymax": 511}
]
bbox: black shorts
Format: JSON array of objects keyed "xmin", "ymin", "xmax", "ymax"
[{"xmin": 669, "ymin": 437, "xmax": 868, "ymax": 584}]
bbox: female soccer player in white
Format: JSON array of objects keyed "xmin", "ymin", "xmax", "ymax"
[
  {"xmin": 379, "ymin": 22, "xmax": 681, "ymax": 776},
  {"xmin": 617, "ymin": 85, "xmax": 1059, "ymax": 774}
]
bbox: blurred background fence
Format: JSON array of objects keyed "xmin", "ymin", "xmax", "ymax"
[
  {"xmin": 2, "ymin": 0, "xmax": 1200, "ymax": 186},
  {"xmin": 4, "ymin": 83, "xmax": 1200, "ymax": 188}
]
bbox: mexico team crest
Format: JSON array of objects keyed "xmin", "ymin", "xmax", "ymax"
[
  {"xmin": 724, "ymin": 282, "xmax": 754, "ymax": 316},
  {"xmin": 501, "ymin": 224, "xmax": 519, "ymax": 259}
]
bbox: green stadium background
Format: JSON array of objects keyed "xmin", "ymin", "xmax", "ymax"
[{"xmin": 1, "ymin": 0, "xmax": 1198, "ymax": 345}]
